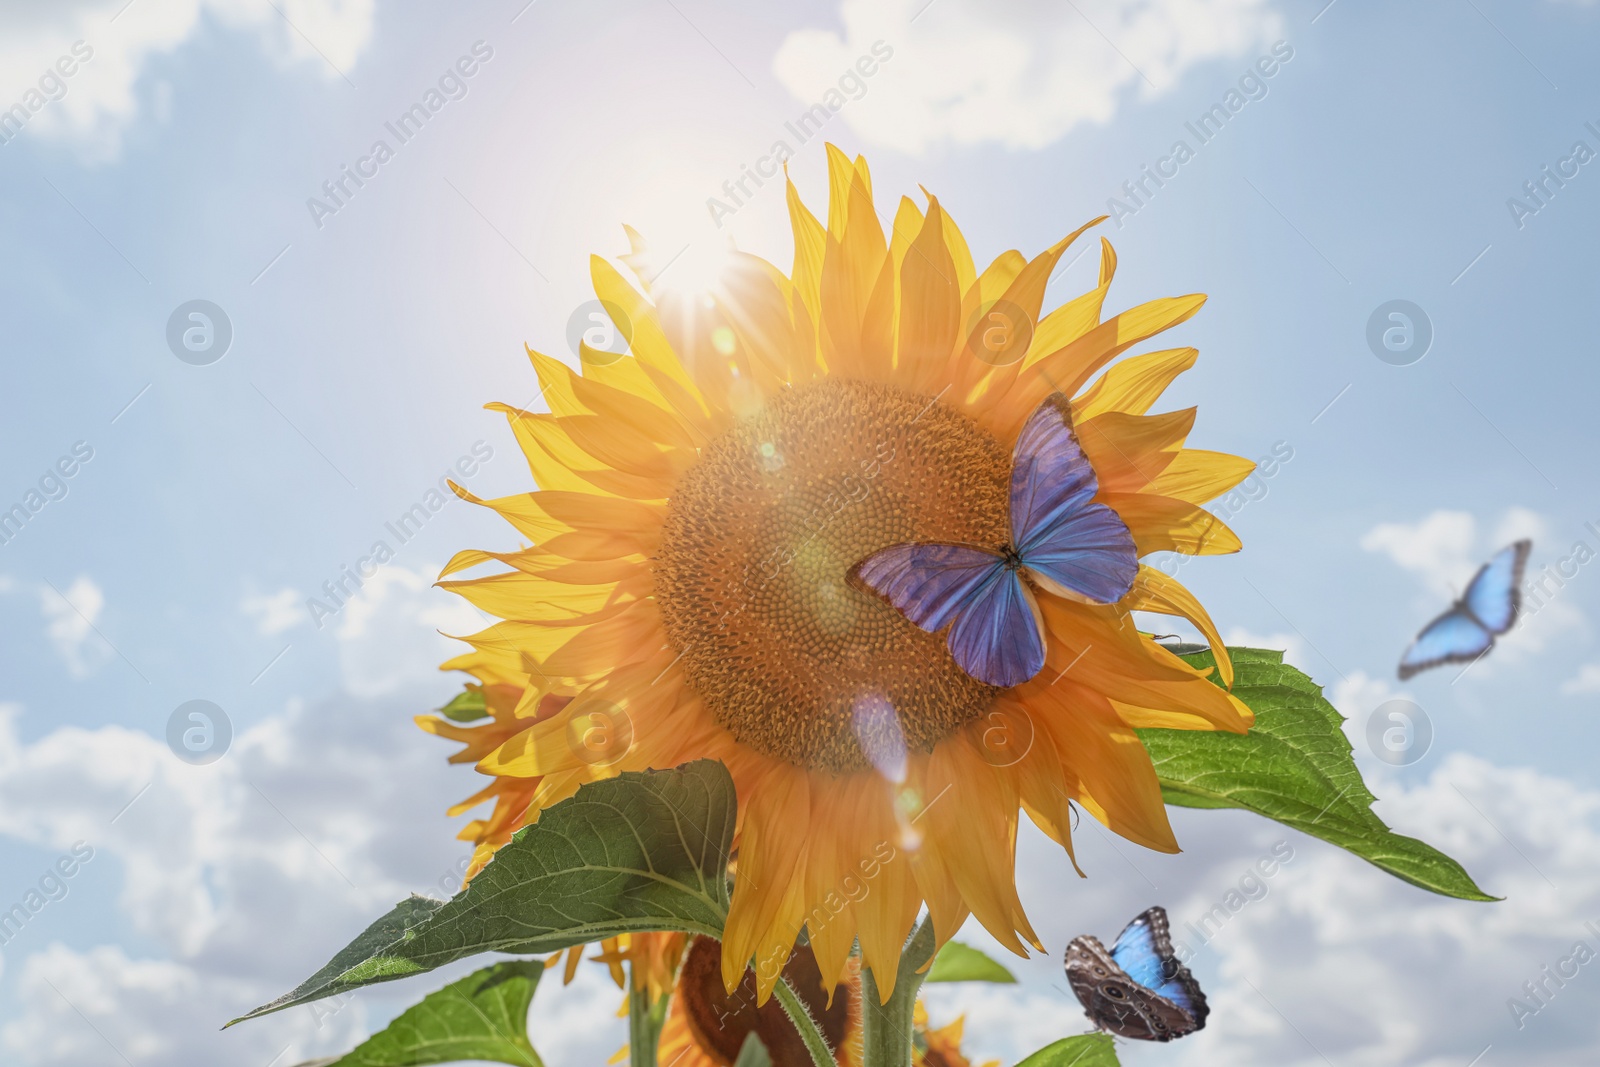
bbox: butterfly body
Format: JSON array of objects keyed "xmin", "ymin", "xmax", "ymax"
[
  {"xmin": 1398, "ymin": 540, "xmax": 1530, "ymax": 679},
  {"xmin": 852, "ymin": 395, "xmax": 1138, "ymax": 688},
  {"xmin": 1065, "ymin": 906, "xmax": 1207, "ymax": 1042}
]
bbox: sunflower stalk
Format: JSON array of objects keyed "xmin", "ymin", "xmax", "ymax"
[
  {"xmin": 773, "ymin": 975, "xmax": 837, "ymax": 1067},
  {"xmin": 628, "ymin": 962, "xmax": 669, "ymax": 1066},
  {"xmin": 859, "ymin": 917, "xmax": 936, "ymax": 1067}
]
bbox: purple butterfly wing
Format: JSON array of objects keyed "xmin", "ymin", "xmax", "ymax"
[
  {"xmin": 1010, "ymin": 395, "xmax": 1138, "ymax": 605},
  {"xmin": 854, "ymin": 543, "xmax": 1004, "ymax": 632},
  {"xmin": 946, "ymin": 566, "xmax": 1047, "ymax": 687},
  {"xmin": 853, "ymin": 544, "xmax": 1046, "ymax": 687}
]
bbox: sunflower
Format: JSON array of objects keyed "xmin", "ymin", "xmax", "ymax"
[
  {"xmin": 423, "ymin": 145, "xmax": 1254, "ymax": 1005},
  {"xmin": 912, "ymin": 1003, "xmax": 996, "ymax": 1067},
  {"xmin": 653, "ymin": 936, "xmax": 859, "ymax": 1067},
  {"xmin": 643, "ymin": 936, "xmax": 986, "ymax": 1067}
]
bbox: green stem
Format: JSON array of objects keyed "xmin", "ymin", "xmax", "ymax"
[
  {"xmin": 773, "ymin": 975, "xmax": 837, "ymax": 1067},
  {"xmin": 860, "ymin": 917, "xmax": 936, "ymax": 1067},
  {"xmin": 627, "ymin": 965, "xmax": 668, "ymax": 1067}
]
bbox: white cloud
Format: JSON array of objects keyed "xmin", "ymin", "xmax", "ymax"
[
  {"xmin": 0, "ymin": 693, "xmax": 475, "ymax": 1063},
  {"xmin": 1329, "ymin": 668, "xmax": 1399, "ymax": 723},
  {"xmin": 334, "ymin": 564, "xmax": 482, "ymax": 698},
  {"xmin": 1360, "ymin": 509, "xmax": 1479, "ymax": 598},
  {"xmin": 0, "ymin": 556, "xmax": 521, "ymax": 1065},
  {"xmin": 1493, "ymin": 506, "xmax": 1550, "ymax": 549},
  {"xmin": 0, "ymin": 637, "xmax": 489, "ymax": 1062},
  {"xmin": 932, "ymin": 754, "xmax": 1600, "ymax": 1067},
  {"xmin": 1162, "ymin": 754, "xmax": 1600, "ymax": 1066},
  {"xmin": 771, "ymin": 0, "xmax": 1283, "ymax": 155},
  {"xmin": 2, "ymin": 943, "xmax": 370, "ymax": 1067},
  {"xmin": 1561, "ymin": 664, "xmax": 1600, "ymax": 695},
  {"xmin": 241, "ymin": 587, "xmax": 303, "ymax": 637},
  {"xmin": 0, "ymin": 0, "xmax": 375, "ymax": 160},
  {"xmin": 527, "ymin": 964, "xmax": 633, "ymax": 1067},
  {"xmin": 39, "ymin": 575, "xmax": 111, "ymax": 678}
]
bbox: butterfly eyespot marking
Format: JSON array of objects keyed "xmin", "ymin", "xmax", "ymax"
[{"xmin": 1102, "ymin": 985, "xmax": 1126, "ymax": 999}]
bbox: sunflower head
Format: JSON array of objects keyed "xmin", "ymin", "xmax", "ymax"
[
  {"xmin": 655, "ymin": 375, "xmax": 1014, "ymax": 771},
  {"xmin": 655, "ymin": 936, "xmax": 858, "ymax": 1067},
  {"xmin": 424, "ymin": 144, "xmax": 1255, "ymax": 1004}
]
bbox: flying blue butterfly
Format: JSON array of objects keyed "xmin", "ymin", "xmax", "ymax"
[
  {"xmin": 850, "ymin": 394, "xmax": 1138, "ymax": 688},
  {"xmin": 1065, "ymin": 906, "xmax": 1208, "ymax": 1042},
  {"xmin": 1398, "ymin": 540, "xmax": 1530, "ymax": 680}
]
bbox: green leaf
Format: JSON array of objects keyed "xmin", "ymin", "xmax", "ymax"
[
  {"xmin": 231, "ymin": 760, "xmax": 736, "ymax": 1025},
  {"xmin": 1142, "ymin": 647, "xmax": 1496, "ymax": 902},
  {"xmin": 925, "ymin": 941, "xmax": 1017, "ymax": 983},
  {"xmin": 733, "ymin": 1033, "xmax": 772, "ymax": 1067},
  {"xmin": 437, "ymin": 687, "xmax": 488, "ymax": 723},
  {"xmin": 294, "ymin": 961, "xmax": 545, "ymax": 1067},
  {"xmin": 1013, "ymin": 1034, "xmax": 1119, "ymax": 1067}
]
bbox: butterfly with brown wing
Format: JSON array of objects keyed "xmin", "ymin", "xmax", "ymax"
[{"xmin": 1064, "ymin": 906, "xmax": 1208, "ymax": 1042}]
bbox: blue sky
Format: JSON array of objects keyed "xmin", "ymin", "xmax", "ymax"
[{"xmin": 2, "ymin": 0, "xmax": 1600, "ymax": 1064}]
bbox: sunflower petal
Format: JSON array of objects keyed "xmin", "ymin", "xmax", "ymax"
[
  {"xmin": 1077, "ymin": 408, "xmax": 1194, "ymax": 493},
  {"xmin": 1146, "ymin": 449, "xmax": 1257, "ymax": 505},
  {"xmin": 1103, "ymin": 492, "xmax": 1241, "ymax": 555},
  {"xmin": 1073, "ymin": 347, "xmax": 1198, "ymax": 419},
  {"xmin": 1030, "ymin": 681, "xmax": 1178, "ymax": 853},
  {"xmin": 1001, "ymin": 295, "xmax": 1207, "ymax": 437},
  {"xmin": 1124, "ymin": 565, "xmax": 1233, "ymax": 688}
]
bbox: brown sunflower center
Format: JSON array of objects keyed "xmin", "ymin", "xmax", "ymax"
[{"xmin": 655, "ymin": 378, "xmax": 1010, "ymax": 772}]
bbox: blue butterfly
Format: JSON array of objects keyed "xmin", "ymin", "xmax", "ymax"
[
  {"xmin": 851, "ymin": 393, "xmax": 1138, "ymax": 688},
  {"xmin": 1065, "ymin": 906, "xmax": 1208, "ymax": 1042},
  {"xmin": 1398, "ymin": 540, "xmax": 1530, "ymax": 680}
]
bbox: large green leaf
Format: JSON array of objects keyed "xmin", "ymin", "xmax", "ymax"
[
  {"xmin": 1142, "ymin": 647, "xmax": 1495, "ymax": 902},
  {"xmin": 925, "ymin": 941, "xmax": 1017, "ymax": 983},
  {"xmin": 294, "ymin": 961, "xmax": 545, "ymax": 1067},
  {"xmin": 231, "ymin": 760, "xmax": 735, "ymax": 1024},
  {"xmin": 1013, "ymin": 1034, "xmax": 1119, "ymax": 1067}
]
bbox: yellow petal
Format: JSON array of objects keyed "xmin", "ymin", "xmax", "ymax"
[
  {"xmin": 1001, "ymin": 294, "xmax": 1207, "ymax": 438},
  {"xmin": 1073, "ymin": 347, "xmax": 1197, "ymax": 419},
  {"xmin": 526, "ymin": 345, "xmax": 700, "ymax": 451},
  {"xmin": 489, "ymin": 404, "xmax": 671, "ymax": 500},
  {"xmin": 439, "ymin": 571, "xmax": 636, "ymax": 622},
  {"xmin": 1103, "ymin": 492, "xmax": 1241, "ymax": 555},
  {"xmin": 1077, "ymin": 409, "xmax": 1194, "ymax": 493},
  {"xmin": 896, "ymin": 196, "xmax": 961, "ymax": 392},
  {"xmin": 1123, "ymin": 565, "xmax": 1233, "ymax": 688},
  {"xmin": 451, "ymin": 485, "xmax": 662, "ymax": 558},
  {"xmin": 786, "ymin": 167, "xmax": 828, "ymax": 331},
  {"xmin": 589, "ymin": 256, "xmax": 705, "ymax": 416},
  {"xmin": 722, "ymin": 765, "xmax": 811, "ymax": 997},
  {"xmin": 843, "ymin": 779, "xmax": 921, "ymax": 1002},
  {"xmin": 921, "ymin": 734, "xmax": 1039, "ymax": 957},
  {"xmin": 801, "ymin": 784, "xmax": 860, "ymax": 1000},
  {"xmin": 820, "ymin": 163, "xmax": 890, "ymax": 379},
  {"xmin": 889, "ymin": 194, "xmax": 924, "ymax": 276},
  {"xmin": 1033, "ymin": 598, "xmax": 1251, "ymax": 733},
  {"xmin": 825, "ymin": 143, "xmax": 855, "ymax": 239},
  {"xmin": 1146, "ymin": 449, "xmax": 1257, "ymax": 505},
  {"xmin": 1030, "ymin": 681, "xmax": 1178, "ymax": 853}
]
